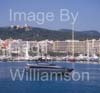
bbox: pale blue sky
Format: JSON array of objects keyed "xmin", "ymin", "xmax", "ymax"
[{"xmin": 0, "ymin": 0, "xmax": 100, "ymax": 31}]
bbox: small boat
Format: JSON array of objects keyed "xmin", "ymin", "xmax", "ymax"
[
  {"xmin": 76, "ymin": 54, "xmax": 87, "ymax": 61},
  {"xmin": 89, "ymin": 54, "xmax": 99, "ymax": 62},
  {"xmin": 26, "ymin": 63, "xmax": 73, "ymax": 74},
  {"xmin": 68, "ymin": 56, "xmax": 76, "ymax": 62}
]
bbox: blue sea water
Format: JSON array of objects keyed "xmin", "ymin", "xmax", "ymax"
[{"xmin": 0, "ymin": 61, "xmax": 100, "ymax": 93}]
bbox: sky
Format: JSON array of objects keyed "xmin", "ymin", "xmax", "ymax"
[{"xmin": 0, "ymin": 0, "xmax": 100, "ymax": 31}]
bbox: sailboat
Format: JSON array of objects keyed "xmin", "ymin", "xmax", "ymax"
[{"xmin": 68, "ymin": 25, "xmax": 76, "ymax": 62}]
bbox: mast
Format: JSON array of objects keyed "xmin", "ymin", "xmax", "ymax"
[
  {"xmin": 37, "ymin": 43, "xmax": 40, "ymax": 57},
  {"xmin": 87, "ymin": 39, "xmax": 90, "ymax": 62},
  {"xmin": 8, "ymin": 41, "xmax": 11, "ymax": 60},
  {"xmin": 92, "ymin": 39, "xmax": 95, "ymax": 55},
  {"xmin": 17, "ymin": 43, "xmax": 20, "ymax": 61},
  {"xmin": 72, "ymin": 24, "xmax": 75, "ymax": 58},
  {"xmin": 72, "ymin": 24, "xmax": 75, "ymax": 68},
  {"xmin": 25, "ymin": 41, "xmax": 29, "ymax": 60},
  {"xmin": 99, "ymin": 39, "xmax": 100, "ymax": 63}
]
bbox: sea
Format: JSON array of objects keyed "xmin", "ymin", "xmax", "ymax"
[{"xmin": 0, "ymin": 61, "xmax": 100, "ymax": 93}]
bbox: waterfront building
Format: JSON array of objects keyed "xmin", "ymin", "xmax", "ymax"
[{"xmin": 0, "ymin": 39, "xmax": 100, "ymax": 59}]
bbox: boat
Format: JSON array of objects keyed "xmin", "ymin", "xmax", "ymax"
[
  {"xmin": 68, "ymin": 56, "xmax": 76, "ymax": 62},
  {"xmin": 26, "ymin": 63, "xmax": 74, "ymax": 74},
  {"xmin": 76, "ymin": 54, "xmax": 87, "ymax": 61},
  {"xmin": 89, "ymin": 54, "xmax": 99, "ymax": 62}
]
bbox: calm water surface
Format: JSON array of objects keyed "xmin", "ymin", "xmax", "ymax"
[{"xmin": 0, "ymin": 61, "xmax": 100, "ymax": 93}]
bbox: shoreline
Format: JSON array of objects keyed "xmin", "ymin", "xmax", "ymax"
[{"xmin": 0, "ymin": 60, "xmax": 100, "ymax": 65}]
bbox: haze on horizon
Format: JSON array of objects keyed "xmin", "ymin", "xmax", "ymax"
[{"xmin": 0, "ymin": 0, "xmax": 100, "ymax": 31}]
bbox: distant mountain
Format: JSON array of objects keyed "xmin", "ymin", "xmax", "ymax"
[{"xmin": 0, "ymin": 27, "xmax": 100, "ymax": 40}]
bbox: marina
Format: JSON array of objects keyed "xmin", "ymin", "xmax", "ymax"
[{"xmin": 0, "ymin": 0, "xmax": 100, "ymax": 92}]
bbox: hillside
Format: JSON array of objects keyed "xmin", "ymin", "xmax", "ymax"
[{"xmin": 0, "ymin": 27, "xmax": 100, "ymax": 40}]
